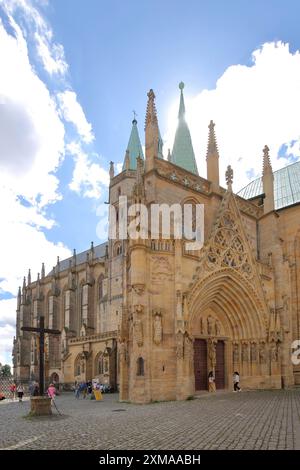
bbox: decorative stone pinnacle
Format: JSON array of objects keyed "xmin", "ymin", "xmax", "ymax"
[
  {"xmin": 167, "ymin": 148, "xmax": 171, "ymax": 162},
  {"xmin": 225, "ymin": 165, "xmax": 233, "ymax": 189},
  {"xmin": 109, "ymin": 161, "xmax": 114, "ymax": 179},
  {"xmin": 206, "ymin": 120, "xmax": 219, "ymax": 158},
  {"xmin": 145, "ymin": 89, "xmax": 157, "ymax": 129},
  {"xmin": 263, "ymin": 144, "xmax": 272, "ymax": 173}
]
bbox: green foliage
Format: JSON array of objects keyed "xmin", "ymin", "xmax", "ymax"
[{"xmin": 0, "ymin": 364, "xmax": 12, "ymax": 377}]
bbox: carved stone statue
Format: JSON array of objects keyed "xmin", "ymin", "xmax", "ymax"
[
  {"xmin": 207, "ymin": 315, "xmax": 214, "ymax": 336},
  {"xmin": 176, "ymin": 331, "xmax": 184, "ymax": 359},
  {"xmin": 215, "ymin": 319, "xmax": 221, "ymax": 336},
  {"xmin": 134, "ymin": 304, "xmax": 144, "ymax": 315},
  {"xmin": 153, "ymin": 311, "xmax": 163, "ymax": 345},
  {"xmin": 242, "ymin": 342, "xmax": 249, "ymax": 362},
  {"xmin": 259, "ymin": 342, "xmax": 266, "ymax": 363},
  {"xmin": 208, "ymin": 338, "xmax": 217, "ymax": 368},
  {"xmin": 233, "ymin": 342, "xmax": 239, "ymax": 363},
  {"xmin": 270, "ymin": 340, "xmax": 277, "ymax": 362},
  {"xmin": 250, "ymin": 342, "xmax": 257, "ymax": 362},
  {"xmin": 200, "ymin": 318, "xmax": 204, "ymax": 335},
  {"xmin": 184, "ymin": 334, "xmax": 193, "ymax": 360},
  {"xmin": 134, "ymin": 319, "xmax": 143, "ymax": 347}
]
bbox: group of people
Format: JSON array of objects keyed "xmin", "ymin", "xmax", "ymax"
[
  {"xmin": 8, "ymin": 383, "xmax": 25, "ymax": 402},
  {"xmin": 208, "ymin": 371, "xmax": 241, "ymax": 392},
  {"xmin": 74, "ymin": 381, "xmax": 98, "ymax": 399}
]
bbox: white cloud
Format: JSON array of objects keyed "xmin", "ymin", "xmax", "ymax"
[
  {"xmin": 164, "ymin": 41, "xmax": 300, "ymax": 191},
  {"xmin": 0, "ymin": 323, "xmax": 15, "ymax": 365},
  {"xmin": 57, "ymin": 91, "xmax": 94, "ymax": 144},
  {"xmin": 35, "ymin": 32, "xmax": 68, "ymax": 75},
  {"xmin": 68, "ymin": 142, "xmax": 109, "ymax": 198},
  {"xmin": 1, "ymin": 0, "xmax": 68, "ymax": 76},
  {"xmin": 0, "ymin": 12, "xmax": 71, "ymax": 362},
  {"xmin": 0, "ymin": 15, "xmax": 65, "ymax": 206}
]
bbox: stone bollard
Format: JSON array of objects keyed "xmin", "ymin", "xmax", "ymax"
[{"xmin": 30, "ymin": 396, "xmax": 52, "ymax": 416}]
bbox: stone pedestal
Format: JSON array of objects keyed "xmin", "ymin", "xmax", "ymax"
[{"xmin": 30, "ymin": 396, "xmax": 52, "ymax": 416}]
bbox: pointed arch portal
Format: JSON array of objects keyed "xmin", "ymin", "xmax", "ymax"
[{"xmin": 188, "ymin": 268, "xmax": 267, "ymax": 391}]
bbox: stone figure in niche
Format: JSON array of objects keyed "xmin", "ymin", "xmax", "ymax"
[
  {"xmin": 233, "ymin": 342, "xmax": 239, "ymax": 363},
  {"xmin": 259, "ymin": 342, "xmax": 266, "ymax": 363},
  {"xmin": 208, "ymin": 338, "xmax": 217, "ymax": 369},
  {"xmin": 184, "ymin": 334, "xmax": 193, "ymax": 360},
  {"xmin": 200, "ymin": 318, "xmax": 204, "ymax": 335},
  {"xmin": 153, "ymin": 311, "xmax": 163, "ymax": 345},
  {"xmin": 242, "ymin": 342, "xmax": 249, "ymax": 362},
  {"xmin": 134, "ymin": 319, "xmax": 143, "ymax": 347},
  {"xmin": 250, "ymin": 342, "xmax": 257, "ymax": 362},
  {"xmin": 215, "ymin": 319, "xmax": 221, "ymax": 336},
  {"xmin": 207, "ymin": 316, "xmax": 214, "ymax": 336},
  {"xmin": 270, "ymin": 340, "xmax": 277, "ymax": 362}
]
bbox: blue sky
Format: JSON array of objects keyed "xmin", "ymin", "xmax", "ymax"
[{"xmin": 1, "ymin": 0, "xmax": 300, "ymax": 364}]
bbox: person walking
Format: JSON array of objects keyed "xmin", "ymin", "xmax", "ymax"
[
  {"xmin": 75, "ymin": 382, "xmax": 80, "ymax": 399},
  {"xmin": 17, "ymin": 384, "xmax": 24, "ymax": 402},
  {"xmin": 208, "ymin": 371, "xmax": 216, "ymax": 392},
  {"xmin": 9, "ymin": 383, "xmax": 16, "ymax": 400},
  {"xmin": 47, "ymin": 383, "xmax": 56, "ymax": 404},
  {"xmin": 233, "ymin": 371, "xmax": 241, "ymax": 391}
]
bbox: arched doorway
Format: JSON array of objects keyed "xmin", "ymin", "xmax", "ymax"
[
  {"xmin": 188, "ymin": 268, "xmax": 268, "ymax": 392},
  {"xmin": 50, "ymin": 372, "xmax": 59, "ymax": 385}
]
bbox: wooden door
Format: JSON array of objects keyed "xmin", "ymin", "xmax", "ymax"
[
  {"xmin": 215, "ymin": 340, "xmax": 225, "ymax": 389},
  {"xmin": 194, "ymin": 339, "xmax": 208, "ymax": 391}
]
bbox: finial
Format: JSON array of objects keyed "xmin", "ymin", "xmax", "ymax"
[
  {"xmin": 73, "ymin": 249, "xmax": 77, "ymax": 266},
  {"xmin": 27, "ymin": 269, "xmax": 31, "ymax": 285},
  {"xmin": 23, "ymin": 276, "xmax": 26, "ymax": 289},
  {"xmin": 178, "ymin": 82, "xmax": 186, "ymax": 119},
  {"xmin": 91, "ymin": 241, "xmax": 94, "ymax": 251},
  {"xmin": 179, "ymin": 81, "xmax": 185, "ymax": 90},
  {"xmin": 145, "ymin": 89, "xmax": 157, "ymax": 129},
  {"xmin": 37, "ymin": 272, "xmax": 40, "ymax": 282},
  {"xmin": 109, "ymin": 161, "xmax": 114, "ymax": 179},
  {"xmin": 209, "ymin": 120, "xmax": 215, "ymax": 131},
  {"xmin": 167, "ymin": 148, "xmax": 171, "ymax": 162},
  {"xmin": 262, "ymin": 144, "xmax": 272, "ymax": 174},
  {"xmin": 57, "ymin": 256, "xmax": 60, "ymax": 266},
  {"xmin": 41, "ymin": 262, "xmax": 45, "ymax": 279},
  {"xmin": 18, "ymin": 286, "xmax": 21, "ymax": 297},
  {"xmin": 225, "ymin": 165, "xmax": 233, "ymax": 190},
  {"xmin": 206, "ymin": 120, "xmax": 219, "ymax": 157},
  {"xmin": 132, "ymin": 110, "xmax": 137, "ymax": 124}
]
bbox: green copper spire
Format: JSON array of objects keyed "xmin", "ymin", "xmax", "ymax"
[
  {"xmin": 123, "ymin": 116, "xmax": 144, "ymax": 170},
  {"xmin": 171, "ymin": 82, "xmax": 198, "ymax": 175}
]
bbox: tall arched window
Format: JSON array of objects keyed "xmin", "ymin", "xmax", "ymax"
[
  {"xmin": 137, "ymin": 357, "xmax": 144, "ymax": 376},
  {"xmin": 98, "ymin": 274, "xmax": 104, "ymax": 301}
]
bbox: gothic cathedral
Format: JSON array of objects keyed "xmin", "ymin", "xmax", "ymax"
[{"xmin": 13, "ymin": 84, "xmax": 300, "ymax": 402}]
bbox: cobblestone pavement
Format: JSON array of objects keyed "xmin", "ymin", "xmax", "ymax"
[{"xmin": 0, "ymin": 389, "xmax": 300, "ymax": 450}]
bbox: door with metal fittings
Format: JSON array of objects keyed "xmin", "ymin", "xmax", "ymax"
[{"xmin": 194, "ymin": 339, "xmax": 208, "ymax": 391}]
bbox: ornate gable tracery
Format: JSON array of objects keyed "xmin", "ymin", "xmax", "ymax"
[{"xmin": 188, "ymin": 188, "xmax": 270, "ymax": 327}]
